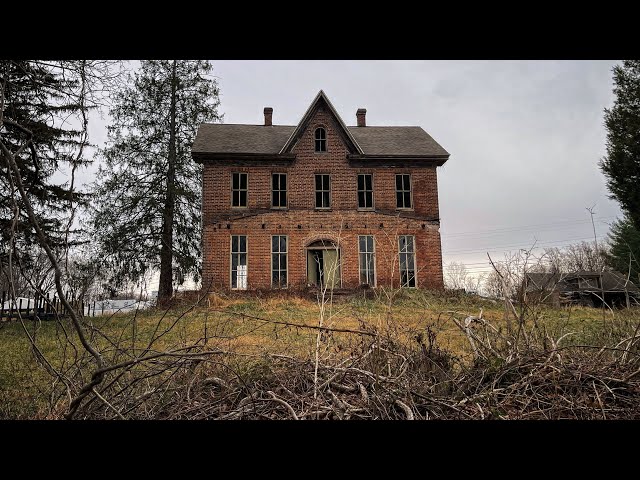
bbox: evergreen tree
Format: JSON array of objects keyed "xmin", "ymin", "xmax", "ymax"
[
  {"xmin": 607, "ymin": 214, "xmax": 640, "ymax": 286},
  {"xmin": 1, "ymin": 61, "xmax": 93, "ymax": 263},
  {"xmin": 600, "ymin": 60, "xmax": 640, "ymax": 230},
  {"xmin": 91, "ymin": 61, "xmax": 221, "ymax": 302}
]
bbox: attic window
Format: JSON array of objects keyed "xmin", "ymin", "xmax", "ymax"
[{"xmin": 315, "ymin": 127, "xmax": 326, "ymax": 152}]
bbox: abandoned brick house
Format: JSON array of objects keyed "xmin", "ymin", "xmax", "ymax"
[{"xmin": 191, "ymin": 91, "xmax": 449, "ymax": 291}]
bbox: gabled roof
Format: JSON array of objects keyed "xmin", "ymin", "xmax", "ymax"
[
  {"xmin": 279, "ymin": 90, "xmax": 363, "ymax": 154},
  {"xmin": 192, "ymin": 124, "xmax": 295, "ymax": 154},
  {"xmin": 191, "ymin": 90, "xmax": 450, "ymax": 162}
]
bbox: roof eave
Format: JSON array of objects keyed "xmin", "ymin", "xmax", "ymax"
[
  {"xmin": 347, "ymin": 154, "xmax": 449, "ymax": 166},
  {"xmin": 192, "ymin": 152, "xmax": 296, "ymax": 163}
]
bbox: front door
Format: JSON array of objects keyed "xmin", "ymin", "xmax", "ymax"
[{"xmin": 307, "ymin": 248, "xmax": 340, "ymax": 288}]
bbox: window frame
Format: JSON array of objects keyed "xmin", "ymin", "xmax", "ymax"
[
  {"xmin": 230, "ymin": 235, "xmax": 248, "ymax": 290},
  {"xmin": 357, "ymin": 173, "xmax": 374, "ymax": 210},
  {"xmin": 358, "ymin": 235, "xmax": 376, "ymax": 287},
  {"xmin": 231, "ymin": 172, "xmax": 248, "ymax": 208},
  {"xmin": 314, "ymin": 173, "xmax": 331, "ymax": 210},
  {"xmin": 398, "ymin": 235, "xmax": 417, "ymax": 288},
  {"xmin": 271, "ymin": 235, "xmax": 288, "ymax": 289},
  {"xmin": 314, "ymin": 127, "xmax": 327, "ymax": 153},
  {"xmin": 395, "ymin": 173, "xmax": 413, "ymax": 210},
  {"xmin": 271, "ymin": 172, "xmax": 288, "ymax": 209}
]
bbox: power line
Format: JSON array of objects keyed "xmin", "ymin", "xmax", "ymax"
[
  {"xmin": 443, "ymin": 235, "xmax": 603, "ymax": 255},
  {"xmin": 441, "ymin": 215, "xmax": 617, "ymax": 238}
]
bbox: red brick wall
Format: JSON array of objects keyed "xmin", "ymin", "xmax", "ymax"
[{"xmin": 201, "ymin": 106, "xmax": 444, "ymax": 291}]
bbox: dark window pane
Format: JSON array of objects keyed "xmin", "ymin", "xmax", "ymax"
[
  {"xmin": 396, "ymin": 192, "xmax": 403, "ymax": 208},
  {"xmin": 396, "ymin": 175, "xmax": 402, "ymax": 191},
  {"xmin": 232, "ymin": 255, "xmax": 239, "ymax": 269},
  {"xmin": 272, "ymin": 236, "xmax": 278, "ymax": 252},
  {"xmin": 323, "ymin": 192, "xmax": 330, "ymax": 208},
  {"xmin": 281, "ymin": 272, "xmax": 287, "ymax": 285},
  {"xmin": 280, "ymin": 255, "xmax": 286, "ymax": 270},
  {"xmin": 233, "ymin": 174, "xmax": 239, "ymax": 190},
  {"xmin": 232, "ymin": 271, "xmax": 237, "ymax": 288},
  {"xmin": 324, "ymin": 175, "xmax": 330, "ymax": 190},
  {"xmin": 316, "ymin": 192, "xmax": 322, "ymax": 208},
  {"xmin": 272, "ymin": 270, "xmax": 279, "ymax": 283},
  {"xmin": 240, "ymin": 191, "xmax": 247, "ymax": 206},
  {"xmin": 280, "ymin": 191, "xmax": 287, "ymax": 207},
  {"xmin": 272, "ymin": 174, "xmax": 278, "ymax": 190},
  {"xmin": 233, "ymin": 191, "xmax": 239, "ymax": 206},
  {"xmin": 365, "ymin": 191, "xmax": 372, "ymax": 208},
  {"xmin": 365, "ymin": 174, "xmax": 372, "ymax": 190},
  {"xmin": 358, "ymin": 174, "xmax": 364, "ymax": 191},
  {"xmin": 240, "ymin": 174, "xmax": 247, "ymax": 189},
  {"xmin": 280, "ymin": 236, "xmax": 286, "ymax": 253},
  {"xmin": 272, "ymin": 191, "xmax": 278, "ymax": 206},
  {"xmin": 367, "ymin": 236, "xmax": 373, "ymax": 251},
  {"xmin": 315, "ymin": 175, "xmax": 322, "ymax": 190},
  {"xmin": 232, "ymin": 236, "xmax": 238, "ymax": 252},
  {"xmin": 239, "ymin": 253, "xmax": 247, "ymax": 266},
  {"xmin": 404, "ymin": 192, "xmax": 411, "ymax": 208},
  {"xmin": 359, "ymin": 236, "xmax": 366, "ymax": 252},
  {"xmin": 358, "ymin": 192, "xmax": 365, "ymax": 208},
  {"xmin": 272, "ymin": 255, "xmax": 278, "ymax": 270},
  {"xmin": 240, "ymin": 236, "xmax": 246, "ymax": 252},
  {"xmin": 281, "ymin": 175, "xmax": 286, "ymax": 189},
  {"xmin": 407, "ymin": 237, "xmax": 414, "ymax": 252}
]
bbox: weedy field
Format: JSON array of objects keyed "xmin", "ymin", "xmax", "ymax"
[{"xmin": 1, "ymin": 290, "xmax": 639, "ymax": 419}]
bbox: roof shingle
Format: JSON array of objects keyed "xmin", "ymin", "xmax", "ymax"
[{"xmin": 192, "ymin": 123, "xmax": 449, "ymax": 157}]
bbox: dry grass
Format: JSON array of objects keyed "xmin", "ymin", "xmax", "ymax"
[{"xmin": 1, "ymin": 290, "xmax": 637, "ymax": 419}]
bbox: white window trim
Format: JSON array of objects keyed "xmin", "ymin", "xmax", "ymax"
[{"xmin": 230, "ymin": 234, "xmax": 248, "ymax": 290}]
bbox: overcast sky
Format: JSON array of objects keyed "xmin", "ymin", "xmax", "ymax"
[{"xmin": 84, "ymin": 60, "xmax": 622, "ymax": 284}]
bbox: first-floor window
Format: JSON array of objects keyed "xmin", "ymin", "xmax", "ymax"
[
  {"xmin": 231, "ymin": 235, "xmax": 247, "ymax": 289},
  {"xmin": 398, "ymin": 235, "xmax": 416, "ymax": 288},
  {"xmin": 272, "ymin": 235, "xmax": 288, "ymax": 288},
  {"xmin": 359, "ymin": 235, "xmax": 375, "ymax": 286}
]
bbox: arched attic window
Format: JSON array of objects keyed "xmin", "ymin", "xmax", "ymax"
[{"xmin": 314, "ymin": 127, "xmax": 326, "ymax": 152}]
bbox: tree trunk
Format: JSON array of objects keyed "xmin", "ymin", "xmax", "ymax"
[{"xmin": 158, "ymin": 61, "xmax": 177, "ymax": 304}]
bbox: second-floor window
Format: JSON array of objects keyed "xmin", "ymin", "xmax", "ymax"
[
  {"xmin": 357, "ymin": 174, "xmax": 373, "ymax": 209},
  {"xmin": 395, "ymin": 173, "xmax": 412, "ymax": 209},
  {"xmin": 232, "ymin": 172, "xmax": 248, "ymax": 207},
  {"xmin": 272, "ymin": 235, "xmax": 288, "ymax": 288},
  {"xmin": 315, "ymin": 127, "xmax": 326, "ymax": 152},
  {"xmin": 272, "ymin": 173, "xmax": 287, "ymax": 208},
  {"xmin": 315, "ymin": 174, "xmax": 330, "ymax": 209}
]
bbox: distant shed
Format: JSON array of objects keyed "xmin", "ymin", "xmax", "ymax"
[{"xmin": 524, "ymin": 271, "xmax": 640, "ymax": 308}]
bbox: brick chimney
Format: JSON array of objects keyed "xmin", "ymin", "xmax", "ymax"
[
  {"xmin": 264, "ymin": 107, "xmax": 273, "ymax": 126},
  {"xmin": 356, "ymin": 108, "xmax": 367, "ymax": 127}
]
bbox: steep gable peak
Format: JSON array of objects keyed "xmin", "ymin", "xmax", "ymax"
[{"xmin": 279, "ymin": 90, "xmax": 364, "ymax": 154}]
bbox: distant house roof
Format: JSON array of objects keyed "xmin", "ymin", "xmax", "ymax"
[
  {"xmin": 525, "ymin": 271, "xmax": 640, "ymax": 293},
  {"xmin": 192, "ymin": 90, "xmax": 449, "ymax": 162}
]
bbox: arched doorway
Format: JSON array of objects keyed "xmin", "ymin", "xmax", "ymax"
[{"xmin": 306, "ymin": 240, "xmax": 341, "ymax": 288}]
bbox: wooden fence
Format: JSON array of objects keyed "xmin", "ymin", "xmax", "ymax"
[{"xmin": 0, "ymin": 290, "xmax": 99, "ymax": 322}]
